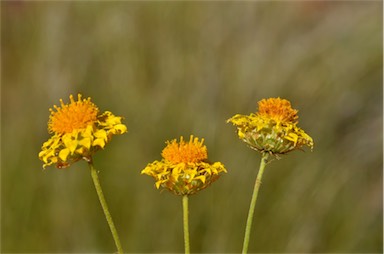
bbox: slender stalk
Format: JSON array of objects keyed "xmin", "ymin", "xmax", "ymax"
[
  {"xmin": 88, "ymin": 160, "xmax": 124, "ymax": 254},
  {"xmin": 242, "ymin": 153, "xmax": 269, "ymax": 254},
  {"xmin": 182, "ymin": 195, "xmax": 190, "ymax": 254}
]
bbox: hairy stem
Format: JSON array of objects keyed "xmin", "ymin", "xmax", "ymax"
[
  {"xmin": 89, "ymin": 160, "xmax": 124, "ymax": 254},
  {"xmin": 182, "ymin": 195, "xmax": 190, "ymax": 254},
  {"xmin": 242, "ymin": 153, "xmax": 269, "ymax": 254}
]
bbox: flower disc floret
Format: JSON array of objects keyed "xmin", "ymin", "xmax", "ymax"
[
  {"xmin": 48, "ymin": 94, "xmax": 99, "ymax": 135},
  {"xmin": 39, "ymin": 94, "xmax": 127, "ymax": 169},
  {"xmin": 257, "ymin": 97, "xmax": 298, "ymax": 124},
  {"xmin": 227, "ymin": 97, "xmax": 313, "ymax": 156},
  {"xmin": 162, "ymin": 136, "xmax": 207, "ymax": 164},
  {"xmin": 141, "ymin": 135, "xmax": 227, "ymax": 195}
]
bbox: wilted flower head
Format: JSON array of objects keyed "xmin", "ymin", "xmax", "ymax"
[
  {"xmin": 141, "ymin": 135, "xmax": 227, "ymax": 195},
  {"xmin": 39, "ymin": 94, "xmax": 127, "ymax": 169},
  {"xmin": 227, "ymin": 97, "xmax": 313, "ymax": 156}
]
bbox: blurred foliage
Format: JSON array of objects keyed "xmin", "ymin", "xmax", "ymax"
[{"xmin": 1, "ymin": 1, "xmax": 382, "ymax": 253}]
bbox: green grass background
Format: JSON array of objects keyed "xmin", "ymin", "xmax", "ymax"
[{"xmin": 1, "ymin": 1, "xmax": 382, "ymax": 253}]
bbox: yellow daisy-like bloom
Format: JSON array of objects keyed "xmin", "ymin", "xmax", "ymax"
[
  {"xmin": 39, "ymin": 94, "xmax": 127, "ymax": 169},
  {"xmin": 227, "ymin": 97, "xmax": 313, "ymax": 156},
  {"xmin": 141, "ymin": 135, "xmax": 227, "ymax": 195}
]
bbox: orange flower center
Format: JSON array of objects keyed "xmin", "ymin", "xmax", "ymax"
[
  {"xmin": 162, "ymin": 136, "xmax": 208, "ymax": 164},
  {"xmin": 257, "ymin": 97, "xmax": 298, "ymax": 124},
  {"xmin": 48, "ymin": 94, "xmax": 99, "ymax": 135}
]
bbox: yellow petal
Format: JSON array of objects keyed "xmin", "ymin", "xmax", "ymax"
[
  {"xmin": 79, "ymin": 137, "xmax": 92, "ymax": 149},
  {"xmin": 285, "ymin": 132, "xmax": 298, "ymax": 145},
  {"xmin": 94, "ymin": 129, "xmax": 107, "ymax": 140},
  {"xmin": 62, "ymin": 134, "xmax": 78, "ymax": 153},
  {"xmin": 155, "ymin": 180, "xmax": 162, "ymax": 189},
  {"xmin": 82, "ymin": 125, "xmax": 94, "ymax": 138},
  {"xmin": 112, "ymin": 124, "xmax": 127, "ymax": 134},
  {"xmin": 105, "ymin": 113, "xmax": 121, "ymax": 125},
  {"xmin": 59, "ymin": 148, "xmax": 71, "ymax": 161},
  {"xmin": 194, "ymin": 175, "xmax": 206, "ymax": 183},
  {"xmin": 93, "ymin": 138, "xmax": 106, "ymax": 148}
]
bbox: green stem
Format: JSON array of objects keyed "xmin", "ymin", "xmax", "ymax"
[
  {"xmin": 182, "ymin": 195, "xmax": 190, "ymax": 254},
  {"xmin": 88, "ymin": 160, "xmax": 124, "ymax": 254},
  {"xmin": 242, "ymin": 153, "xmax": 269, "ymax": 254}
]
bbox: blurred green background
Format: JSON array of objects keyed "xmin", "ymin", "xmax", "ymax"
[{"xmin": 1, "ymin": 1, "xmax": 382, "ymax": 253}]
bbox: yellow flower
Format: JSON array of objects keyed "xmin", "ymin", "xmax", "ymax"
[
  {"xmin": 141, "ymin": 135, "xmax": 227, "ymax": 195},
  {"xmin": 39, "ymin": 94, "xmax": 127, "ymax": 169},
  {"xmin": 227, "ymin": 97, "xmax": 313, "ymax": 156}
]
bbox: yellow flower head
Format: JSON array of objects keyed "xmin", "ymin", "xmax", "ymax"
[
  {"xmin": 257, "ymin": 97, "xmax": 298, "ymax": 124},
  {"xmin": 227, "ymin": 97, "xmax": 313, "ymax": 156},
  {"xmin": 39, "ymin": 94, "xmax": 127, "ymax": 169},
  {"xmin": 141, "ymin": 135, "xmax": 227, "ymax": 195}
]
